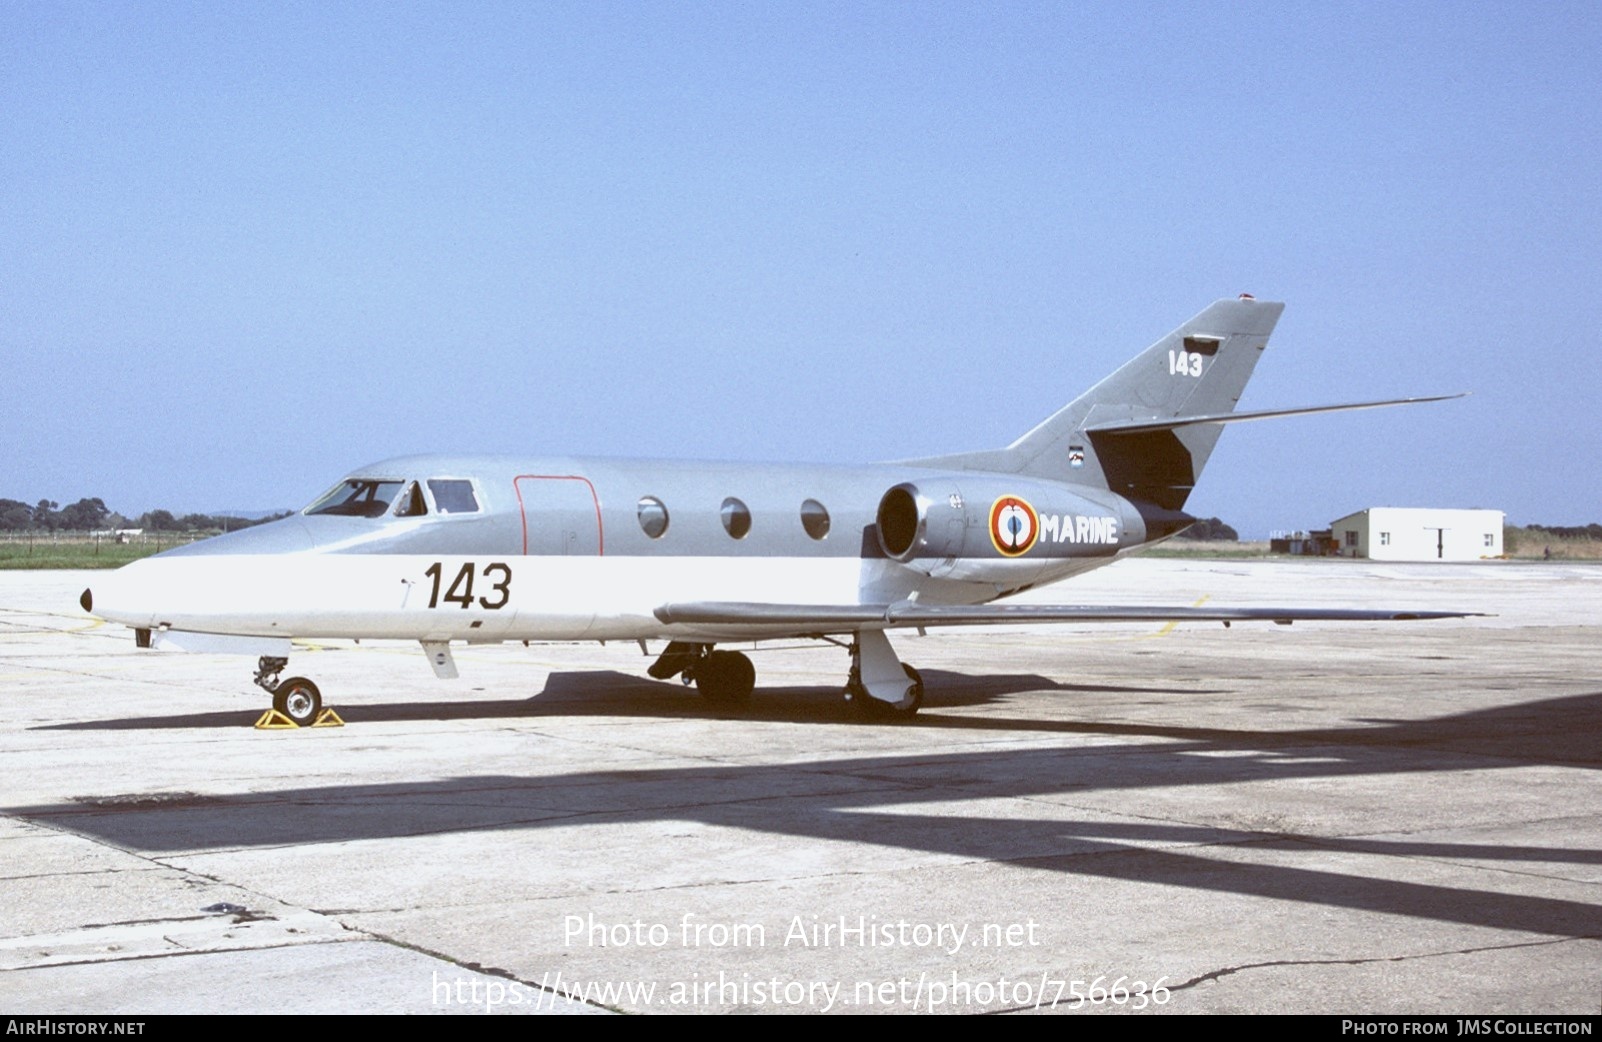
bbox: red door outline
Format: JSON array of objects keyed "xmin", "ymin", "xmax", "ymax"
[{"xmin": 513, "ymin": 475, "xmax": 604, "ymax": 556}]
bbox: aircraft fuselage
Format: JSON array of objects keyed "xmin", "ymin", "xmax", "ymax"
[{"xmin": 89, "ymin": 454, "xmax": 1151, "ymax": 647}]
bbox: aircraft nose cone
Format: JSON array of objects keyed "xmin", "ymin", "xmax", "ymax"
[
  {"xmin": 155, "ymin": 516, "xmax": 316, "ymax": 556},
  {"xmin": 80, "ymin": 588, "xmax": 93, "ymax": 613}
]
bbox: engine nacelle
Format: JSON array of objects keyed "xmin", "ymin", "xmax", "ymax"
[{"xmin": 875, "ymin": 475, "xmax": 1162, "ymax": 578}]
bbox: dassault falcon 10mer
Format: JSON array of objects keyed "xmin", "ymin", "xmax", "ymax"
[{"xmin": 81, "ymin": 297, "xmax": 1469, "ymax": 724}]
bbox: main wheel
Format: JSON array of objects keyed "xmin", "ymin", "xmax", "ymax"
[
  {"xmin": 272, "ymin": 677, "xmax": 323, "ymax": 726},
  {"xmin": 898, "ymin": 664, "xmax": 925, "ymax": 715},
  {"xmin": 848, "ymin": 664, "xmax": 923, "ymax": 718},
  {"xmin": 695, "ymin": 651, "xmax": 755, "ymax": 705}
]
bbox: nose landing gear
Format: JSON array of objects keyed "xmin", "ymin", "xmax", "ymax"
[
  {"xmin": 272, "ymin": 677, "xmax": 323, "ymax": 726},
  {"xmin": 253, "ymin": 656, "xmax": 331, "ymax": 728}
]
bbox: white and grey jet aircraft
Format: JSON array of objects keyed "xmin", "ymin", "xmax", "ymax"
[{"xmin": 82, "ymin": 297, "xmax": 1468, "ymax": 724}]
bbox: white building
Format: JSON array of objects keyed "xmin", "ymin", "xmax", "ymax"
[{"xmin": 1329, "ymin": 508, "xmax": 1503, "ymax": 561}]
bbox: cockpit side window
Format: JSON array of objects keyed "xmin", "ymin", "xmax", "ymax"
[
  {"xmin": 427, "ymin": 479, "xmax": 480, "ymax": 514},
  {"xmin": 395, "ymin": 481, "xmax": 428, "ymax": 517},
  {"xmin": 305, "ymin": 479, "xmax": 405, "ymax": 518}
]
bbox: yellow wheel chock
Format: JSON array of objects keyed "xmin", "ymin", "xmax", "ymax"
[{"xmin": 254, "ymin": 707, "xmax": 345, "ymax": 729}]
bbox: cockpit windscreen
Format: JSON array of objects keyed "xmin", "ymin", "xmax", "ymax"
[{"xmin": 305, "ymin": 479, "xmax": 405, "ymax": 518}]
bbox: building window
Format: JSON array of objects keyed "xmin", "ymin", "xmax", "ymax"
[
  {"xmin": 721, "ymin": 497, "xmax": 751, "ymax": 539},
  {"xmin": 1484, "ymin": 533, "xmax": 1495, "ymax": 547},
  {"xmin": 1379, "ymin": 532, "xmax": 1390, "ymax": 546},
  {"xmin": 637, "ymin": 496, "xmax": 669, "ymax": 539},
  {"xmin": 1345, "ymin": 530, "xmax": 1358, "ymax": 548},
  {"xmin": 800, "ymin": 499, "xmax": 830, "ymax": 540}
]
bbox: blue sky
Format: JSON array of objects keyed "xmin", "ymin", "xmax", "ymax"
[{"xmin": 4, "ymin": 2, "xmax": 1598, "ymax": 535}]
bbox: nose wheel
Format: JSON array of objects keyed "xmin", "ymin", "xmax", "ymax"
[
  {"xmin": 254, "ymin": 656, "xmax": 325, "ymax": 727},
  {"xmin": 272, "ymin": 677, "xmax": 323, "ymax": 726}
]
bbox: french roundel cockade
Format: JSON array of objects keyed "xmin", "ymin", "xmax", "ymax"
[{"xmin": 989, "ymin": 495, "xmax": 1039, "ymax": 556}]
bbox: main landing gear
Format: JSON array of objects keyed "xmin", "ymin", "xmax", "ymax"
[
  {"xmin": 647, "ymin": 642, "xmax": 756, "ymax": 705},
  {"xmin": 841, "ymin": 630, "xmax": 923, "ymax": 718},
  {"xmin": 845, "ymin": 663, "xmax": 924, "ymax": 718},
  {"xmin": 646, "ymin": 631, "xmax": 924, "ymax": 718},
  {"xmin": 253, "ymin": 655, "xmax": 323, "ymax": 727}
]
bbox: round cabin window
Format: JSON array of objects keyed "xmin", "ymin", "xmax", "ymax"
[
  {"xmin": 800, "ymin": 499, "xmax": 830, "ymax": 540},
  {"xmin": 720, "ymin": 497, "xmax": 751, "ymax": 540},
  {"xmin": 637, "ymin": 496, "xmax": 670, "ymax": 539}
]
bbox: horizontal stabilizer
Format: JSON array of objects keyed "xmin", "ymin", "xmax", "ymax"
[
  {"xmin": 655, "ymin": 601, "xmax": 1483, "ymax": 630},
  {"xmin": 1084, "ymin": 394, "xmax": 1468, "ymax": 435}
]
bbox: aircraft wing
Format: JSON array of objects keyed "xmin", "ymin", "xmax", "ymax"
[{"xmin": 654, "ymin": 601, "xmax": 1482, "ymax": 631}]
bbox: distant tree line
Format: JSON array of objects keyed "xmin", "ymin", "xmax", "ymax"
[
  {"xmin": 1175, "ymin": 517, "xmax": 1239, "ymax": 541},
  {"xmin": 0, "ymin": 497, "xmax": 289, "ymax": 533},
  {"xmin": 1520, "ymin": 523, "xmax": 1602, "ymax": 541}
]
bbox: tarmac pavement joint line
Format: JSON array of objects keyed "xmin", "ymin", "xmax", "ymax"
[{"xmin": 1167, "ymin": 931, "xmax": 1602, "ymax": 994}]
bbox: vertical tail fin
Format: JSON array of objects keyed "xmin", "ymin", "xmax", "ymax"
[{"xmin": 917, "ymin": 297, "xmax": 1284, "ymax": 511}]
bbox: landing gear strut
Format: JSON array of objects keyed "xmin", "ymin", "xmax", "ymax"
[
  {"xmin": 647, "ymin": 642, "xmax": 756, "ymax": 706},
  {"xmin": 643, "ymin": 633, "xmax": 924, "ymax": 717},
  {"xmin": 842, "ymin": 631, "xmax": 923, "ymax": 718},
  {"xmin": 253, "ymin": 655, "xmax": 323, "ymax": 727}
]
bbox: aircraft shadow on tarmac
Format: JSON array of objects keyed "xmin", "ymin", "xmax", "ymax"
[
  {"xmin": 33, "ymin": 668, "xmax": 1222, "ymax": 730},
  {"xmin": 13, "ymin": 690, "xmax": 1602, "ymax": 944}
]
